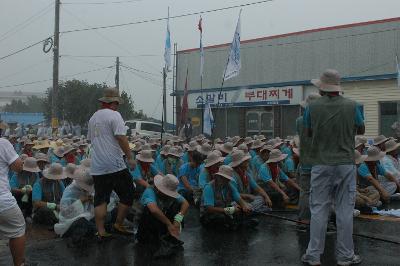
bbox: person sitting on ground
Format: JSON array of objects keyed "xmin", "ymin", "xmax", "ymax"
[
  {"xmin": 358, "ymin": 146, "xmax": 399, "ymax": 203},
  {"xmin": 50, "ymin": 146, "xmax": 67, "ymax": 166},
  {"xmin": 380, "ymin": 139, "xmax": 400, "ymax": 182},
  {"xmin": 199, "ymin": 151, "xmax": 225, "ymax": 190},
  {"xmin": 249, "ymin": 140, "xmax": 265, "ymax": 176},
  {"xmin": 373, "ymin": 135, "xmax": 389, "ymax": 151},
  {"xmin": 177, "ymin": 150, "xmax": 203, "ymax": 204},
  {"xmin": 32, "ymin": 140, "xmax": 51, "ymax": 157},
  {"xmin": 9, "ymin": 157, "xmax": 40, "ymax": 219},
  {"xmin": 155, "ymin": 145, "xmax": 171, "ymax": 171},
  {"xmin": 229, "ymin": 150, "xmax": 272, "ymax": 212},
  {"xmin": 355, "ymin": 136, "xmax": 368, "ymax": 155},
  {"xmin": 32, "ymin": 163, "xmax": 66, "ymax": 226},
  {"xmin": 354, "ymin": 150, "xmax": 381, "ymax": 214},
  {"xmin": 131, "ymin": 150, "xmax": 158, "ymax": 196},
  {"xmin": 64, "ymin": 145, "xmax": 79, "ymax": 165},
  {"xmin": 219, "ymin": 142, "xmax": 234, "ymax": 165},
  {"xmin": 137, "ymin": 174, "xmax": 189, "ymax": 252},
  {"xmin": 35, "ymin": 153, "xmax": 50, "ymax": 175},
  {"xmin": 201, "ymin": 165, "xmax": 253, "ymax": 230},
  {"xmin": 21, "ymin": 139, "xmax": 35, "ymax": 157},
  {"xmin": 181, "ymin": 141, "xmax": 198, "ymax": 163},
  {"xmin": 161, "ymin": 146, "xmax": 184, "ymax": 176},
  {"xmin": 63, "ymin": 163, "xmax": 77, "ymax": 187},
  {"xmin": 243, "ymin": 137, "xmax": 254, "ymax": 157},
  {"xmin": 281, "ymin": 149, "xmax": 297, "ymax": 179},
  {"xmin": 258, "ymin": 149, "xmax": 301, "ymax": 208},
  {"xmin": 76, "ymin": 141, "xmax": 88, "ymax": 162}
]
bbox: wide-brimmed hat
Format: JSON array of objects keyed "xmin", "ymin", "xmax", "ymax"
[
  {"xmin": 311, "ymin": 69, "xmax": 342, "ymax": 92},
  {"xmin": 168, "ymin": 146, "xmax": 182, "ymax": 158},
  {"xmin": 53, "ymin": 146, "xmax": 66, "ymax": 158},
  {"xmin": 266, "ymin": 149, "xmax": 288, "ymax": 163},
  {"xmin": 237, "ymin": 144, "xmax": 249, "ymax": 155},
  {"xmin": 35, "ymin": 153, "xmax": 50, "ymax": 163},
  {"xmin": 251, "ymin": 139, "xmax": 264, "ymax": 150},
  {"xmin": 80, "ymin": 159, "xmax": 91, "ymax": 169},
  {"xmin": 98, "ymin": 87, "xmax": 124, "ymax": 104},
  {"xmin": 24, "ymin": 139, "xmax": 34, "ymax": 146},
  {"xmin": 354, "ymin": 150, "xmax": 367, "ymax": 165},
  {"xmin": 215, "ymin": 165, "xmax": 234, "ymax": 181},
  {"xmin": 365, "ymin": 146, "xmax": 386, "ymax": 162},
  {"xmin": 72, "ymin": 168, "xmax": 94, "ymax": 193},
  {"xmin": 64, "ymin": 145, "xmax": 77, "ymax": 155},
  {"xmin": 64, "ymin": 163, "xmax": 77, "ymax": 178},
  {"xmin": 23, "ymin": 157, "xmax": 40, "ymax": 173},
  {"xmin": 214, "ymin": 138, "xmax": 224, "ymax": 145},
  {"xmin": 300, "ymin": 93, "xmax": 321, "ymax": 108},
  {"xmin": 243, "ymin": 137, "xmax": 254, "ymax": 145},
  {"xmin": 197, "ymin": 143, "xmax": 212, "ymax": 156},
  {"xmin": 204, "ymin": 151, "xmax": 225, "ymax": 168},
  {"xmin": 229, "ymin": 150, "xmax": 251, "ymax": 168},
  {"xmin": 355, "ymin": 135, "xmax": 368, "ymax": 145},
  {"xmin": 384, "ymin": 139, "xmax": 400, "ymax": 153},
  {"xmin": 187, "ymin": 141, "xmax": 199, "ymax": 152},
  {"xmin": 267, "ymin": 139, "xmax": 283, "ymax": 149},
  {"xmin": 33, "ymin": 140, "xmax": 50, "ymax": 150},
  {"xmin": 257, "ymin": 135, "xmax": 266, "ymax": 141},
  {"xmin": 260, "ymin": 145, "xmax": 273, "ymax": 153},
  {"xmin": 43, "ymin": 163, "xmax": 66, "ymax": 180},
  {"xmin": 231, "ymin": 136, "xmax": 242, "ymax": 146},
  {"xmin": 373, "ymin": 135, "xmax": 389, "ymax": 146},
  {"xmin": 141, "ymin": 144, "xmax": 155, "ymax": 152},
  {"xmin": 20, "ymin": 154, "xmax": 29, "ymax": 162},
  {"xmin": 136, "ymin": 150, "xmax": 154, "ymax": 163},
  {"xmin": 220, "ymin": 142, "xmax": 234, "ymax": 154},
  {"xmin": 154, "ymin": 174, "xmax": 180, "ymax": 198},
  {"xmin": 76, "ymin": 140, "xmax": 88, "ymax": 147},
  {"xmin": 160, "ymin": 145, "xmax": 171, "ymax": 156}
]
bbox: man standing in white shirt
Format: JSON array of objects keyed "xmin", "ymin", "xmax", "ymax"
[
  {"xmin": 0, "ymin": 138, "xmax": 25, "ymax": 266},
  {"xmin": 88, "ymin": 87, "xmax": 135, "ymax": 240}
]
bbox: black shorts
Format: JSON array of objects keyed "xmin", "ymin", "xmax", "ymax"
[{"xmin": 93, "ymin": 169, "xmax": 134, "ymax": 207}]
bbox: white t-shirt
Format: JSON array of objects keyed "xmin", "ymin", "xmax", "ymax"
[
  {"xmin": 87, "ymin": 108, "xmax": 127, "ymax": 175},
  {"xmin": 0, "ymin": 138, "xmax": 19, "ymax": 213}
]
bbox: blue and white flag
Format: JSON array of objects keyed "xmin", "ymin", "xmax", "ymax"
[
  {"xmin": 198, "ymin": 16, "xmax": 204, "ymax": 78},
  {"xmin": 203, "ymin": 102, "xmax": 214, "ymax": 136},
  {"xmin": 164, "ymin": 8, "xmax": 172, "ymax": 72},
  {"xmin": 223, "ymin": 10, "xmax": 241, "ymax": 81},
  {"xmin": 396, "ymin": 54, "xmax": 400, "ymax": 88}
]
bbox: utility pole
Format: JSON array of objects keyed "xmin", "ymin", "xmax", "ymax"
[
  {"xmin": 163, "ymin": 67, "xmax": 167, "ymax": 130},
  {"xmin": 51, "ymin": 0, "xmax": 60, "ymax": 132},
  {"xmin": 115, "ymin": 56, "xmax": 120, "ymax": 91}
]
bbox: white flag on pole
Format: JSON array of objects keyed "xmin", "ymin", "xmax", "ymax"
[
  {"xmin": 164, "ymin": 8, "xmax": 172, "ymax": 72},
  {"xmin": 223, "ymin": 10, "xmax": 241, "ymax": 81},
  {"xmin": 203, "ymin": 102, "xmax": 214, "ymax": 136},
  {"xmin": 396, "ymin": 54, "xmax": 400, "ymax": 88}
]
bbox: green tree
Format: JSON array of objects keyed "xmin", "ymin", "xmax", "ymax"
[{"xmin": 3, "ymin": 96, "xmax": 45, "ymax": 113}]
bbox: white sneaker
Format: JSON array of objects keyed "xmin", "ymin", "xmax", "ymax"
[
  {"xmin": 353, "ymin": 209, "xmax": 360, "ymax": 217},
  {"xmin": 301, "ymin": 254, "xmax": 320, "ymax": 265},
  {"xmin": 337, "ymin": 254, "xmax": 362, "ymax": 265}
]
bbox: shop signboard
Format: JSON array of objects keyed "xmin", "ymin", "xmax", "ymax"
[{"xmin": 188, "ymin": 86, "xmax": 303, "ymax": 109}]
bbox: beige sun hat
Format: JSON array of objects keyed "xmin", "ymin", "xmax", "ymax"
[
  {"xmin": 141, "ymin": 144, "xmax": 155, "ymax": 152},
  {"xmin": 154, "ymin": 174, "xmax": 180, "ymax": 198},
  {"xmin": 80, "ymin": 158, "xmax": 91, "ymax": 169},
  {"xmin": 72, "ymin": 168, "xmax": 94, "ymax": 193},
  {"xmin": 229, "ymin": 150, "xmax": 251, "ymax": 168},
  {"xmin": 220, "ymin": 142, "xmax": 234, "ymax": 154},
  {"xmin": 355, "ymin": 135, "xmax": 368, "ymax": 145},
  {"xmin": 300, "ymin": 93, "xmax": 321, "ymax": 108},
  {"xmin": 214, "ymin": 138, "xmax": 224, "ymax": 145},
  {"xmin": 98, "ymin": 87, "xmax": 124, "ymax": 104},
  {"xmin": 384, "ymin": 139, "xmax": 400, "ymax": 153},
  {"xmin": 64, "ymin": 163, "xmax": 77, "ymax": 178},
  {"xmin": 311, "ymin": 69, "xmax": 342, "ymax": 92},
  {"xmin": 237, "ymin": 144, "xmax": 249, "ymax": 155},
  {"xmin": 160, "ymin": 145, "xmax": 171, "ymax": 156},
  {"xmin": 33, "ymin": 140, "xmax": 51, "ymax": 150},
  {"xmin": 354, "ymin": 150, "xmax": 367, "ymax": 165},
  {"xmin": 257, "ymin": 135, "xmax": 266, "ymax": 141},
  {"xmin": 266, "ymin": 149, "xmax": 288, "ymax": 163},
  {"xmin": 23, "ymin": 157, "xmax": 41, "ymax": 173},
  {"xmin": 187, "ymin": 141, "xmax": 199, "ymax": 152},
  {"xmin": 168, "ymin": 146, "xmax": 182, "ymax": 158},
  {"xmin": 215, "ymin": 165, "xmax": 234, "ymax": 181},
  {"xmin": 64, "ymin": 145, "xmax": 77, "ymax": 155},
  {"xmin": 53, "ymin": 146, "xmax": 66, "ymax": 158},
  {"xmin": 35, "ymin": 153, "xmax": 50, "ymax": 163},
  {"xmin": 373, "ymin": 135, "xmax": 389, "ymax": 146},
  {"xmin": 77, "ymin": 140, "xmax": 88, "ymax": 147},
  {"xmin": 204, "ymin": 150, "xmax": 225, "ymax": 168},
  {"xmin": 20, "ymin": 154, "xmax": 29, "ymax": 162},
  {"xmin": 43, "ymin": 163, "xmax": 66, "ymax": 180},
  {"xmin": 260, "ymin": 145, "xmax": 273, "ymax": 153},
  {"xmin": 24, "ymin": 139, "xmax": 34, "ymax": 146},
  {"xmin": 197, "ymin": 143, "xmax": 212, "ymax": 156},
  {"xmin": 365, "ymin": 146, "xmax": 386, "ymax": 162},
  {"xmin": 251, "ymin": 139, "xmax": 264, "ymax": 150},
  {"xmin": 243, "ymin": 137, "xmax": 254, "ymax": 145},
  {"xmin": 136, "ymin": 150, "xmax": 154, "ymax": 163}
]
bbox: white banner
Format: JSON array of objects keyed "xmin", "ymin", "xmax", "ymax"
[{"xmin": 188, "ymin": 86, "xmax": 303, "ymax": 109}]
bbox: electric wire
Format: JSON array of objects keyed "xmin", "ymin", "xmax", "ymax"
[
  {"xmin": 0, "ymin": 37, "xmax": 52, "ymax": 62},
  {"xmin": 63, "ymin": 0, "xmax": 141, "ymax": 5}
]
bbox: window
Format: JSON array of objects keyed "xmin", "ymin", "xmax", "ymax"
[
  {"xmin": 380, "ymin": 102, "xmax": 399, "ymax": 137},
  {"xmin": 141, "ymin": 122, "xmax": 162, "ymax": 132}
]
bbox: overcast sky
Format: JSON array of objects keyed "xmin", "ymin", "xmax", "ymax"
[{"xmin": 0, "ymin": 0, "xmax": 399, "ymax": 123}]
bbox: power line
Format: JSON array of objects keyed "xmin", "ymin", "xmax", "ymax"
[
  {"xmin": 63, "ymin": 0, "xmax": 141, "ymax": 5},
  {"xmin": 61, "ymin": 0, "xmax": 273, "ymax": 34},
  {"xmin": 121, "ymin": 63, "xmax": 160, "ymax": 77},
  {"xmin": 60, "ymin": 54, "xmax": 160, "ymax": 58},
  {"xmin": 0, "ymin": 2, "xmax": 53, "ymax": 43},
  {"xmin": 0, "ymin": 37, "xmax": 51, "ymax": 62}
]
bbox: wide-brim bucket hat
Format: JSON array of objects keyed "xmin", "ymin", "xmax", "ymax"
[
  {"xmin": 187, "ymin": 141, "xmax": 199, "ymax": 152},
  {"xmin": 98, "ymin": 87, "xmax": 124, "ymax": 104},
  {"xmin": 365, "ymin": 146, "xmax": 386, "ymax": 162},
  {"xmin": 373, "ymin": 135, "xmax": 389, "ymax": 146},
  {"xmin": 168, "ymin": 147, "xmax": 182, "ymax": 158},
  {"xmin": 43, "ymin": 163, "xmax": 66, "ymax": 180},
  {"xmin": 35, "ymin": 153, "xmax": 50, "ymax": 163},
  {"xmin": 205, "ymin": 151, "xmax": 225, "ymax": 168},
  {"xmin": 214, "ymin": 165, "xmax": 234, "ymax": 181},
  {"xmin": 220, "ymin": 142, "xmax": 234, "ymax": 154},
  {"xmin": 72, "ymin": 168, "xmax": 94, "ymax": 193},
  {"xmin": 354, "ymin": 150, "xmax": 367, "ymax": 165},
  {"xmin": 229, "ymin": 150, "xmax": 251, "ymax": 168},
  {"xmin": 136, "ymin": 150, "xmax": 155, "ymax": 163},
  {"xmin": 160, "ymin": 145, "xmax": 171, "ymax": 156},
  {"xmin": 251, "ymin": 139, "xmax": 264, "ymax": 150},
  {"xmin": 53, "ymin": 146, "xmax": 66, "ymax": 158},
  {"xmin": 311, "ymin": 69, "xmax": 342, "ymax": 92},
  {"xmin": 23, "ymin": 157, "xmax": 41, "ymax": 173},
  {"xmin": 154, "ymin": 174, "xmax": 180, "ymax": 198},
  {"xmin": 64, "ymin": 163, "xmax": 77, "ymax": 178},
  {"xmin": 385, "ymin": 139, "xmax": 400, "ymax": 153},
  {"xmin": 33, "ymin": 140, "xmax": 51, "ymax": 150},
  {"xmin": 197, "ymin": 143, "xmax": 212, "ymax": 156},
  {"xmin": 266, "ymin": 149, "xmax": 288, "ymax": 163}
]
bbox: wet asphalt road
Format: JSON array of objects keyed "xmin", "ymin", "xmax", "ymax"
[{"xmin": 1, "ymin": 208, "xmax": 399, "ymax": 266}]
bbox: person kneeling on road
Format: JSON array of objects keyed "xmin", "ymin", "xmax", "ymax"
[
  {"xmin": 137, "ymin": 174, "xmax": 189, "ymax": 254},
  {"xmin": 200, "ymin": 165, "xmax": 255, "ymax": 230}
]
